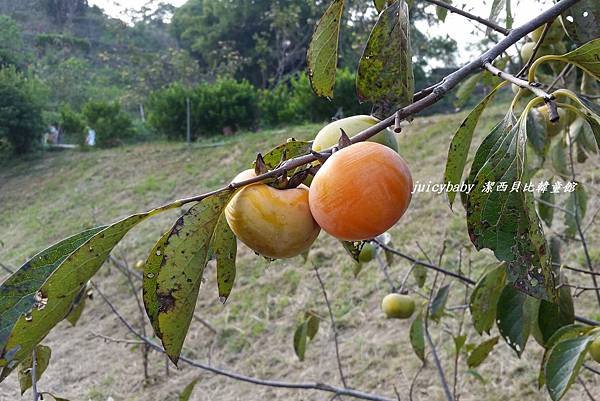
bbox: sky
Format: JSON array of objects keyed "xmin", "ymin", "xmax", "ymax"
[{"xmin": 88, "ymin": 0, "xmax": 553, "ymax": 64}]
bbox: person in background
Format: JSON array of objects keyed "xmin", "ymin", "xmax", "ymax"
[
  {"xmin": 85, "ymin": 126, "xmax": 96, "ymax": 147},
  {"xmin": 47, "ymin": 123, "xmax": 59, "ymax": 144}
]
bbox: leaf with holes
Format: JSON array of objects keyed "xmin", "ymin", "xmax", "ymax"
[
  {"xmin": 179, "ymin": 378, "xmax": 200, "ymax": 401},
  {"xmin": 470, "ymin": 263, "xmax": 506, "ymax": 335},
  {"xmin": 563, "ymin": 182, "xmax": 587, "ymax": 237},
  {"xmin": 143, "ymin": 191, "xmax": 234, "ymax": 365},
  {"xmin": 257, "ymin": 140, "xmax": 313, "ymax": 170},
  {"xmin": 307, "ymin": 0, "xmax": 345, "ymax": 98},
  {"xmin": 467, "ymin": 336, "xmax": 499, "ymax": 368},
  {"xmin": 445, "ymin": 83, "xmax": 504, "ymax": 208},
  {"xmin": 357, "ymin": 0, "xmax": 414, "ymax": 118},
  {"xmin": 545, "ymin": 332, "xmax": 599, "ymax": 401},
  {"xmin": 0, "ymin": 226, "xmax": 105, "ymax": 354},
  {"xmin": 496, "ymin": 286, "xmax": 535, "ymax": 356},
  {"xmin": 409, "ymin": 312, "xmax": 425, "ymax": 362},
  {"xmin": 0, "ymin": 212, "xmax": 151, "ymax": 374},
  {"xmin": 430, "ymin": 285, "xmax": 450, "ymax": 323},
  {"xmin": 561, "ymin": 2, "xmax": 600, "ymax": 45},
  {"xmin": 213, "ymin": 214, "xmax": 237, "ymax": 303},
  {"xmin": 466, "ymin": 113, "xmax": 558, "ymax": 302},
  {"xmin": 18, "ymin": 344, "xmax": 51, "ymax": 395}
]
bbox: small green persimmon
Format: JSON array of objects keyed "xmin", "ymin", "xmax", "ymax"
[
  {"xmin": 381, "ymin": 293, "xmax": 415, "ymax": 319},
  {"xmin": 537, "ymin": 105, "xmax": 567, "ymax": 137},
  {"xmin": 520, "ymin": 42, "xmax": 554, "ymax": 62},
  {"xmin": 590, "ymin": 337, "xmax": 600, "ymax": 363},
  {"xmin": 530, "ymin": 18, "xmax": 565, "ymax": 44},
  {"xmin": 312, "ymin": 115, "xmax": 398, "ymax": 153},
  {"xmin": 225, "ymin": 169, "xmax": 321, "ymax": 259},
  {"xmin": 358, "ymin": 243, "xmax": 375, "ymax": 263}
]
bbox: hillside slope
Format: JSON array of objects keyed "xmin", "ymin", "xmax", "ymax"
[{"xmin": 0, "ymin": 108, "xmax": 598, "ymax": 401}]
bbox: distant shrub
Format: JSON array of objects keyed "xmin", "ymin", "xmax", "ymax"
[
  {"xmin": 35, "ymin": 33, "xmax": 91, "ymax": 53},
  {"xmin": 260, "ymin": 69, "xmax": 370, "ymax": 125},
  {"xmin": 59, "ymin": 105, "xmax": 86, "ymax": 144},
  {"xmin": 147, "ymin": 78, "xmax": 259, "ymax": 140},
  {"xmin": 82, "ymin": 100, "xmax": 135, "ymax": 148},
  {"xmin": 0, "ymin": 67, "xmax": 45, "ymax": 154}
]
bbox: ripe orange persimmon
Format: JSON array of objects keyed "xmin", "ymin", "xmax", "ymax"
[
  {"xmin": 225, "ymin": 169, "xmax": 321, "ymax": 259},
  {"xmin": 309, "ymin": 142, "xmax": 412, "ymax": 241}
]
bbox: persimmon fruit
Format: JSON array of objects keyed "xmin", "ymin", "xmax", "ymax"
[
  {"xmin": 381, "ymin": 293, "xmax": 415, "ymax": 319},
  {"xmin": 312, "ymin": 115, "xmax": 399, "ymax": 153},
  {"xmin": 358, "ymin": 243, "xmax": 376, "ymax": 263},
  {"xmin": 309, "ymin": 142, "xmax": 412, "ymax": 241},
  {"xmin": 530, "ymin": 18, "xmax": 565, "ymax": 44},
  {"xmin": 225, "ymin": 169, "xmax": 320, "ymax": 259}
]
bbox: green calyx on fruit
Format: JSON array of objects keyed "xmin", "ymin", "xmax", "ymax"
[
  {"xmin": 381, "ymin": 293, "xmax": 415, "ymax": 319},
  {"xmin": 312, "ymin": 115, "xmax": 399, "ymax": 153}
]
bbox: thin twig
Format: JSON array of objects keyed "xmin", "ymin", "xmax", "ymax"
[
  {"xmin": 89, "ymin": 331, "xmax": 146, "ymax": 345},
  {"xmin": 423, "ymin": 0, "xmax": 510, "ymax": 35},
  {"xmin": 584, "ymin": 364, "xmax": 600, "ymax": 376},
  {"xmin": 313, "ymin": 265, "xmax": 348, "ymax": 388},
  {"xmin": 375, "ymin": 251, "xmax": 397, "ymax": 292},
  {"xmin": 547, "ymin": 64, "xmax": 574, "ymax": 92},
  {"xmin": 561, "ymin": 264, "xmax": 600, "ymax": 276},
  {"xmin": 517, "ymin": 20, "xmax": 553, "ymax": 77},
  {"xmin": 91, "ymin": 282, "xmax": 397, "ymax": 401},
  {"xmin": 578, "ymin": 378, "xmax": 597, "ymax": 401},
  {"xmin": 567, "ymin": 131, "xmax": 600, "ymax": 306},
  {"xmin": 0, "ymin": 262, "xmax": 14, "ymax": 274}
]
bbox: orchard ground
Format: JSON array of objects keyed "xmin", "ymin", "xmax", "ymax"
[{"xmin": 0, "ymin": 103, "xmax": 599, "ymax": 401}]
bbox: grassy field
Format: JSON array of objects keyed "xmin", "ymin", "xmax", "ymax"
[{"xmin": 0, "ymin": 104, "xmax": 599, "ymax": 401}]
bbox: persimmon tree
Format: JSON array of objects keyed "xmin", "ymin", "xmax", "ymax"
[{"xmin": 1, "ymin": 0, "xmax": 600, "ymax": 400}]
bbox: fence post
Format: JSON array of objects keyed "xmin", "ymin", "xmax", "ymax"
[{"xmin": 186, "ymin": 97, "xmax": 191, "ymax": 144}]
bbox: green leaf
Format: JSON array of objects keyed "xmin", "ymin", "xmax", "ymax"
[
  {"xmin": 550, "ymin": 139, "xmax": 569, "ymax": 179},
  {"xmin": 454, "ymin": 72, "xmax": 482, "ymax": 108},
  {"xmin": 496, "ymin": 286, "xmax": 534, "ymax": 356},
  {"xmin": 213, "ymin": 214, "xmax": 237, "ymax": 303},
  {"xmin": 537, "ymin": 281, "xmax": 574, "ymax": 346},
  {"xmin": 505, "ymin": 0, "xmax": 513, "ymax": 29},
  {"xmin": 340, "ymin": 240, "xmax": 366, "ymax": 263},
  {"xmin": 467, "ymin": 336, "xmax": 499, "ymax": 368},
  {"xmin": 306, "ymin": 313, "xmax": 320, "ymax": 340},
  {"xmin": 538, "ymin": 181, "xmax": 555, "ymax": 227},
  {"xmin": 356, "ymin": 0, "xmax": 414, "ymax": 118},
  {"xmin": 257, "ymin": 140, "xmax": 312, "ymax": 170},
  {"xmin": 466, "ymin": 114, "xmax": 558, "ymax": 302},
  {"xmin": 563, "ymin": 182, "xmax": 587, "ymax": 237},
  {"xmin": 558, "ymin": 38, "xmax": 600, "ymax": 79},
  {"xmin": 39, "ymin": 393, "xmax": 69, "ymax": 401},
  {"xmin": 179, "ymin": 378, "xmax": 200, "ymax": 401},
  {"xmin": 435, "ymin": 0, "xmax": 451, "ymax": 22},
  {"xmin": 454, "ymin": 335, "xmax": 467, "ymax": 355},
  {"xmin": 545, "ymin": 333, "xmax": 598, "ymax": 401},
  {"xmin": 65, "ymin": 284, "xmax": 89, "ymax": 327},
  {"xmin": 0, "ymin": 226, "xmax": 105, "ymax": 354},
  {"xmin": 373, "ymin": 0, "xmax": 386, "ymax": 13},
  {"xmin": 430, "ymin": 284, "xmax": 450, "ymax": 323},
  {"xmin": 526, "ymin": 107, "xmax": 549, "ymax": 157},
  {"xmin": 561, "ymin": 2, "xmax": 600, "ymax": 45},
  {"xmin": 293, "ymin": 321, "xmax": 308, "ymax": 361},
  {"xmin": 445, "ymin": 84, "xmax": 504, "ymax": 207},
  {"xmin": 469, "ymin": 263, "xmax": 506, "ymax": 335},
  {"xmin": 143, "ymin": 191, "xmax": 234, "ymax": 365},
  {"xmin": 465, "ymin": 369, "xmax": 487, "ymax": 384},
  {"xmin": 409, "ymin": 312, "xmax": 425, "ymax": 362},
  {"xmin": 307, "ymin": 0, "xmax": 345, "ymax": 98},
  {"xmin": 538, "ymin": 324, "xmax": 594, "ymax": 388},
  {"xmin": 18, "ymin": 344, "xmax": 51, "ymax": 396},
  {"xmin": 412, "ymin": 264, "xmax": 427, "ymax": 288},
  {"xmin": 1, "ymin": 213, "xmax": 150, "ymax": 372}
]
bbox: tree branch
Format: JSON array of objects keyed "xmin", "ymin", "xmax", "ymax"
[
  {"xmin": 148, "ymin": 0, "xmax": 581, "ymax": 212},
  {"xmin": 422, "ymin": 0, "xmax": 510, "ymax": 36},
  {"xmin": 91, "ymin": 282, "xmax": 399, "ymax": 401}
]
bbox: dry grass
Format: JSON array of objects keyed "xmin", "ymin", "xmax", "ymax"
[{"xmin": 0, "ymin": 106, "xmax": 598, "ymax": 401}]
